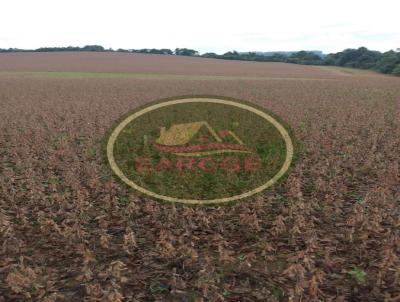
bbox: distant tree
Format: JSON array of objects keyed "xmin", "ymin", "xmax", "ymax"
[
  {"xmin": 0, "ymin": 48, "xmax": 27, "ymax": 53},
  {"xmin": 174, "ymin": 48, "xmax": 199, "ymax": 56},
  {"xmin": 221, "ymin": 51, "xmax": 241, "ymax": 60},
  {"xmin": 285, "ymin": 51, "xmax": 324, "ymax": 65},
  {"xmin": 201, "ymin": 52, "xmax": 218, "ymax": 58},
  {"xmin": 268, "ymin": 53, "xmax": 287, "ymax": 61},
  {"xmin": 325, "ymin": 47, "xmax": 381, "ymax": 68},
  {"xmin": 323, "ymin": 54, "xmax": 336, "ymax": 65},
  {"xmin": 34, "ymin": 45, "xmax": 105, "ymax": 52},
  {"xmin": 223, "ymin": 51, "xmax": 239, "ymax": 56},
  {"xmin": 392, "ymin": 64, "xmax": 400, "ymax": 75},
  {"xmin": 160, "ymin": 49, "xmax": 173, "ymax": 55},
  {"xmin": 357, "ymin": 54, "xmax": 377, "ymax": 69},
  {"xmin": 148, "ymin": 49, "xmax": 163, "ymax": 54},
  {"xmin": 132, "ymin": 48, "xmax": 172, "ymax": 55},
  {"xmin": 81, "ymin": 45, "xmax": 105, "ymax": 52},
  {"xmin": 374, "ymin": 51, "xmax": 399, "ymax": 73}
]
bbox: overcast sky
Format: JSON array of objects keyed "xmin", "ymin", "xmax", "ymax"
[{"xmin": 1, "ymin": 0, "xmax": 399, "ymax": 54}]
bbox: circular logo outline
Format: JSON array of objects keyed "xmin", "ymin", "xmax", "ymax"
[{"xmin": 106, "ymin": 97, "xmax": 294, "ymax": 205}]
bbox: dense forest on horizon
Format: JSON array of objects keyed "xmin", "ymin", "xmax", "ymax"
[{"xmin": 1, "ymin": 45, "xmax": 399, "ymax": 75}]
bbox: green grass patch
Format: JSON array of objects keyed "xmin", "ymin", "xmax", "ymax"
[{"xmin": 0, "ymin": 71, "xmax": 339, "ymax": 81}]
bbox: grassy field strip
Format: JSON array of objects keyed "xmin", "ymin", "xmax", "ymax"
[
  {"xmin": 316, "ymin": 65, "xmax": 398, "ymax": 78},
  {"xmin": 0, "ymin": 71, "xmax": 340, "ymax": 81}
]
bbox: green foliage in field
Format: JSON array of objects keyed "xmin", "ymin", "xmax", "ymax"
[{"xmin": 349, "ymin": 267, "xmax": 367, "ymax": 284}]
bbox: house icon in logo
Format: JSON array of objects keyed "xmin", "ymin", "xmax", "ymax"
[{"xmin": 153, "ymin": 121, "xmax": 253, "ymax": 156}]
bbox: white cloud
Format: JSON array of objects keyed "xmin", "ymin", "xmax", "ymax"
[{"xmin": 0, "ymin": 0, "xmax": 399, "ymax": 53}]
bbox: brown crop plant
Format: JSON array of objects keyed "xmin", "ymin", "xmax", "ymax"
[{"xmin": 0, "ymin": 53, "xmax": 399, "ymax": 301}]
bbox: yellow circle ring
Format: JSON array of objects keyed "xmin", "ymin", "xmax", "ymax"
[{"xmin": 107, "ymin": 98, "xmax": 294, "ymax": 205}]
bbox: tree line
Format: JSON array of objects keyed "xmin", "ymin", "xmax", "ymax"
[
  {"xmin": 202, "ymin": 48, "xmax": 400, "ymax": 75},
  {"xmin": 0, "ymin": 45, "xmax": 399, "ymax": 75},
  {"xmin": 0, "ymin": 46, "xmax": 199, "ymax": 56}
]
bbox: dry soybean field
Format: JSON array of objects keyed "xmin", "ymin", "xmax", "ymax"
[{"xmin": 0, "ymin": 52, "xmax": 399, "ymax": 301}]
